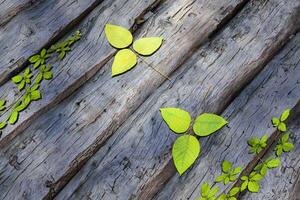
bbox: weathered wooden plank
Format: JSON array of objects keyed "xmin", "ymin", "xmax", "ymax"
[
  {"xmin": 0, "ymin": 0, "xmax": 249, "ymax": 199},
  {"xmin": 53, "ymin": 1, "xmax": 300, "ymax": 200},
  {"xmin": 0, "ymin": 0, "xmax": 39, "ymax": 26},
  {"xmin": 238, "ymin": 36, "xmax": 300, "ymax": 200},
  {"xmin": 0, "ymin": 0, "xmax": 103, "ymax": 85},
  {"xmin": 154, "ymin": 32, "xmax": 300, "ymax": 200},
  {"xmin": 0, "ymin": 0, "xmax": 163, "ymax": 145}
]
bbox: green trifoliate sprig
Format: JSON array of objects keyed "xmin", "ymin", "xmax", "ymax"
[
  {"xmin": 12, "ymin": 67, "xmax": 33, "ymax": 91},
  {"xmin": 247, "ymin": 134, "xmax": 268, "ymax": 154},
  {"xmin": 275, "ymin": 133, "xmax": 294, "ymax": 156},
  {"xmin": 272, "ymin": 109, "xmax": 290, "ymax": 132},
  {"xmin": 198, "ymin": 182, "xmax": 219, "ymax": 200},
  {"xmin": 215, "ymin": 160, "xmax": 242, "ymax": 185}
]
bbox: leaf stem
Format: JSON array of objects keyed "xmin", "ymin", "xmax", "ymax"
[{"xmin": 129, "ymin": 47, "xmax": 171, "ymax": 81}]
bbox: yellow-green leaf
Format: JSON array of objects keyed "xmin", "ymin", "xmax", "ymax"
[
  {"xmin": 105, "ymin": 24, "xmax": 133, "ymax": 49},
  {"xmin": 9, "ymin": 110, "xmax": 19, "ymax": 124},
  {"xmin": 280, "ymin": 109, "xmax": 290, "ymax": 121},
  {"xmin": 172, "ymin": 135, "xmax": 200, "ymax": 175},
  {"xmin": 193, "ymin": 113, "xmax": 228, "ymax": 136},
  {"xmin": 133, "ymin": 37, "xmax": 163, "ymax": 56},
  {"xmin": 0, "ymin": 121, "xmax": 6, "ymax": 129},
  {"xmin": 112, "ymin": 49, "xmax": 137, "ymax": 76},
  {"xmin": 160, "ymin": 108, "xmax": 191, "ymax": 133}
]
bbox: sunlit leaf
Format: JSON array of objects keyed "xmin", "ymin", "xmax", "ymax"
[
  {"xmin": 0, "ymin": 121, "xmax": 6, "ymax": 129},
  {"xmin": 160, "ymin": 107, "xmax": 191, "ymax": 133},
  {"xmin": 248, "ymin": 181, "xmax": 259, "ymax": 193},
  {"xmin": 172, "ymin": 135, "xmax": 200, "ymax": 175},
  {"xmin": 280, "ymin": 109, "xmax": 290, "ymax": 121},
  {"xmin": 105, "ymin": 24, "xmax": 133, "ymax": 49},
  {"xmin": 112, "ymin": 49, "xmax": 137, "ymax": 76},
  {"xmin": 9, "ymin": 110, "xmax": 19, "ymax": 124},
  {"xmin": 193, "ymin": 113, "xmax": 228, "ymax": 136},
  {"xmin": 133, "ymin": 37, "xmax": 163, "ymax": 56}
]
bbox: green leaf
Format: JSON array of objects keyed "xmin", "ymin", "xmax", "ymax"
[
  {"xmin": 18, "ymin": 80, "xmax": 25, "ymax": 91},
  {"xmin": 111, "ymin": 49, "xmax": 137, "ymax": 76},
  {"xmin": 30, "ymin": 90, "xmax": 41, "ymax": 101},
  {"xmin": 43, "ymin": 71, "xmax": 53, "ymax": 80},
  {"xmin": 9, "ymin": 110, "xmax": 19, "ymax": 124},
  {"xmin": 133, "ymin": 37, "xmax": 163, "ymax": 56},
  {"xmin": 201, "ymin": 182, "xmax": 210, "ymax": 196},
  {"xmin": 261, "ymin": 134, "xmax": 268, "ymax": 143},
  {"xmin": 34, "ymin": 60, "xmax": 41, "ymax": 69},
  {"xmin": 193, "ymin": 113, "xmax": 228, "ymax": 136},
  {"xmin": 248, "ymin": 137, "xmax": 260, "ymax": 146},
  {"xmin": 276, "ymin": 146, "xmax": 283, "ymax": 156},
  {"xmin": 29, "ymin": 55, "xmax": 40, "ymax": 63},
  {"xmin": 12, "ymin": 75, "xmax": 23, "ymax": 83},
  {"xmin": 271, "ymin": 117, "xmax": 280, "ymax": 126},
  {"xmin": 278, "ymin": 122, "xmax": 286, "ymax": 131},
  {"xmin": 282, "ymin": 143, "xmax": 294, "ymax": 152},
  {"xmin": 229, "ymin": 187, "xmax": 240, "ymax": 196},
  {"xmin": 240, "ymin": 176, "xmax": 248, "ymax": 181},
  {"xmin": 35, "ymin": 73, "xmax": 43, "ymax": 84},
  {"xmin": 267, "ymin": 158, "xmax": 280, "ymax": 168},
  {"xmin": 41, "ymin": 49, "xmax": 47, "ymax": 57},
  {"xmin": 224, "ymin": 177, "xmax": 230, "ymax": 185},
  {"xmin": 172, "ymin": 135, "xmax": 200, "ymax": 175},
  {"xmin": 215, "ymin": 173, "xmax": 226, "ymax": 183},
  {"xmin": 280, "ymin": 109, "xmax": 290, "ymax": 121},
  {"xmin": 232, "ymin": 167, "xmax": 242, "ymax": 175},
  {"xmin": 160, "ymin": 108, "xmax": 191, "ymax": 133},
  {"xmin": 250, "ymin": 174, "xmax": 262, "ymax": 181},
  {"xmin": 222, "ymin": 160, "xmax": 232, "ymax": 173},
  {"xmin": 208, "ymin": 186, "xmax": 219, "ymax": 198},
  {"xmin": 248, "ymin": 181, "xmax": 259, "ymax": 193},
  {"xmin": 241, "ymin": 180, "xmax": 248, "ymax": 191},
  {"xmin": 105, "ymin": 24, "xmax": 133, "ymax": 49},
  {"xmin": 281, "ymin": 133, "xmax": 289, "ymax": 142},
  {"xmin": 0, "ymin": 121, "xmax": 7, "ymax": 129}
]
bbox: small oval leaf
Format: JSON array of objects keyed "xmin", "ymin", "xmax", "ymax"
[
  {"xmin": 280, "ymin": 109, "xmax": 290, "ymax": 121},
  {"xmin": 133, "ymin": 37, "xmax": 163, "ymax": 56},
  {"xmin": 172, "ymin": 135, "xmax": 200, "ymax": 175},
  {"xmin": 193, "ymin": 113, "xmax": 228, "ymax": 136},
  {"xmin": 105, "ymin": 24, "xmax": 133, "ymax": 49},
  {"xmin": 112, "ymin": 49, "xmax": 137, "ymax": 76},
  {"xmin": 9, "ymin": 110, "xmax": 19, "ymax": 125},
  {"xmin": 160, "ymin": 108, "xmax": 191, "ymax": 133}
]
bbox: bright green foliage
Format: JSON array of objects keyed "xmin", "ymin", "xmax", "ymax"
[
  {"xmin": 272, "ymin": 109, "xmax": 290, "ymax": 132},
  {"xmin": 104, "ymin": 24, "xmax": 164, "ymax": 77},
  {"xmin": 254, "ymin": 157, "xmax": 280, "ymax": 176},
  {"xmin": 0, "ymin": 121, "xmax": 6, "ymax": 129},
  {"xmin": 198, "ymin": 182, "xmax": 219, "ymax": 200},
  {"xmin": 160, "ymin": 108, "xmax": 191, "ymax": 133},
  {"xmin": 275, "ymin": 133, "xmax": 294, "ymax": 156},
  {"xmin": 12, "ymin": 68, "xmax": 33, "ymax": 91},
  {"xmin": 172, "ymin": 135, "xmax": 200, "ymax": 175},
  {"xmin": 0, "ymin": 100, "xmax": 6, "ymax": 111},
  {"xmin": 9, "ymin": 110, "xmax": 19, "ymax": 124},
  {"xmin": 217, "ymin": 187, "xmax": 240, "ymax": 200},
  {"xmin": 193, "ymin": 113, "xmax": 228, "ymax": 136},
  {"xmin": 215, "ymin": 160, "xmax": 242, "ymax": 185},
  {"xmin": 49, "ymin": 31, "xmax": 81, "ymax": 54},
  {"xmin": 36, "ymin": 65, "xmax": 53, "ymax": 83},
  {"xmin": 240, "ymin": 172, "xmax": 262, "ymax": 193},
  {"xmin": 29, "ymin": 49, "xmax": 51, "ymax": 69},
  {"xmin": 247, "ymin": 134, "xmax": 268, "ymax": 154}
]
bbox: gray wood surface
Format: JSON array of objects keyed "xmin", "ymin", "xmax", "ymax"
[
  {"xmin": 154, "ymin": 32, "xmax": 300, "ymax": 200},
  {"xmin": 238, "ymin": 35, "xmax": 300, "ymax": 200},
  {"xmin": 0, "ymin": 0, "xmax": 248, "ymax": 199},
  {"xmin": 52, "ymin": 1, "xmax": 300, "ymax": 199},
  {"xmin": 0, "ymin": 0, "xmax": 102, "ymax": 85},
  {"xmin": 0, "ymin": 0, "xmax": 162, "ymax": 146}
]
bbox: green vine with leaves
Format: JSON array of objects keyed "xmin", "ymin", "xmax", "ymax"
[
  {"xmin": 0, "ymin": 31, "xmax": 81, "ymax": 131},
  {"xmin": 196, "ymin": 108, "xmax": 294, "ymax": 200}
]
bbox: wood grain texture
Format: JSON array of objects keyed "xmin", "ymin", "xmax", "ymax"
[
  {"xmin": 0, "ymin": 0, "xmax": 163, "ymax": 145},
  {"xmin": 0, "ymin": 0, "xmax": 103, "ymax": 85},
  {"xmin": 0, "ymin": 0, "xmax": 39, "ymax": 26},
  {"xmin": 0, "ymin": 0, "xmax": 248, "ymax": 199},
  {"xmin": 53, "ymin": 1, "xmax": 300, "ymax": 200},
  {"xmin": 154, "ymin": 31, "xmax": 300, "ymax": 200},
  {"xmin": 238, "ymin": 34, "xmax": 300, "ymax": 200}
]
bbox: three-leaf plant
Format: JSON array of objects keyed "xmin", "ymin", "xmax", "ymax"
[
  {"xmin": 105, "ymin": 24, "xmax": 164, "ymax": 77},
  {"xmin": 274, "ymin": 133, "xmax": 294, "ymax": 156},
  {"xmin": 160, "ymin": 108, "xmax": 228, "ymax": 175},
  {"xmin": 272, "ymin": 108, "xmax": 290, "ymax": 131},
  {"xmin": 215, "ymin": 160, "xmax": 242, "ymax": 185},
  {"xmin": 240, "ymin": 172, "xmax": 263, "ymax": 193},
  {"xmin": 247, "ymin": 134, "xmax": 268, "ymax": 154},
  {"xmin": 198, "ymin": 182, "xmax": 219, "ymax": 200}
]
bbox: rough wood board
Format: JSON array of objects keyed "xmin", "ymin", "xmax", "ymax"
[
  {"xmin": 0, "ymin": 0, "xmax": 103, "ymax": 85},
  {"xmin": 54, "ymin": 1, "xmax": 300, "ymax": 200},
  {"xmin": 154, "ymin": 31, "xmax": 300, "ymax": 200},
  {"xmin": 0, "ymin": 0, "xmax": 163, "ymax": 145},
  {"xmin": 239, "ymin": 35, "xmax": 300, "ymax": 200},
  {"xmin": 0, "ymin": 0, "xmax": 248, "ymax": 199},
  {"xmin": 0, "ymin": 0, "xmax": 39, "ymax": 26}
]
